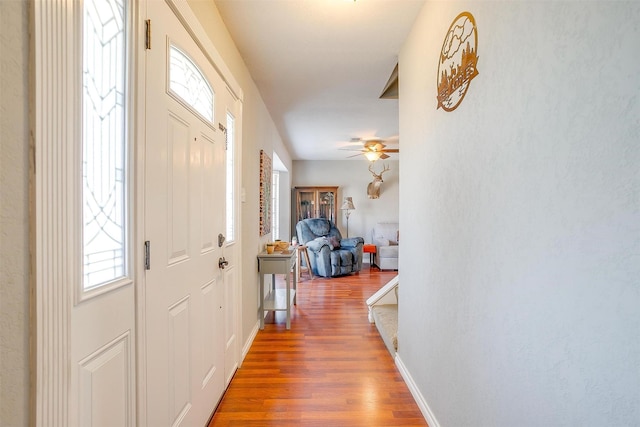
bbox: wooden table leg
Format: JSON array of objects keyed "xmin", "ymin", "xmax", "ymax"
[
  {"xmin": 259, "ymin": 272, "xmax": 265, "ymax": 329},
  {"xmin": 285, "ymin": 271, "xmax": 291, "ymax": 330},
  {"xmin": 297, "ymin": 245, "xmax": 314, "ymax": 280},
  {"xmin": 302, "ymin": 247, "xmax": 313, "ymax": 279}
]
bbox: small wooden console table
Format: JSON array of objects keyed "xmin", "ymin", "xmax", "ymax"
[{"xmin": 257, "ymin": 250, "xmax": 297, "ymax": 330}]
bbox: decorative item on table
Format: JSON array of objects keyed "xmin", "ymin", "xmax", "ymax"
[
  {"xmin": 291, "ymin": 236, "xmax": 298, "ymax": 246},
  {"xmin": 274, "ymin": 240, "xmax": 289, "ymax": 251},
  {"xmin": 266, "ymin": 243, "xmax": 275, "ymax": 254}
]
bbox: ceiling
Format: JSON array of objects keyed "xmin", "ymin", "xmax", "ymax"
[{"xmin": 214, "ymin": 0, "xmax": 425, "ymax": 161}]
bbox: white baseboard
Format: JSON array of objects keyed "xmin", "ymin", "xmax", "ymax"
[
  {"xmin": 395, "ymin": 353, "xmax": 440, "ymax": 427},
  {"xmin": 241, "ymin": 320, "xmax": 260, "ymax": 363}
]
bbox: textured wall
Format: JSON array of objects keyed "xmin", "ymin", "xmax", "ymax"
[
  {"xmin": 0, "ymin": 0, "xmax": 30, "ymax": 425},
  {"xmin": 293, "ymin": 160, "xmax": 399, "ymax": 243},
  {"xmin": 399, "ymin": 2, "xmax": 640, "ymax": 425}
]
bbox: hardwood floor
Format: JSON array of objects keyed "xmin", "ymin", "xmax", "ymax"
[{"xmin": 208, "ymin": 266, "xmax": 428, "ymax": 426}]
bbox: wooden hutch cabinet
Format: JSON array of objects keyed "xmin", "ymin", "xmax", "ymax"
[{"xmin": 293, "ymin": 186, "xmax": 339, "ymax": 223}]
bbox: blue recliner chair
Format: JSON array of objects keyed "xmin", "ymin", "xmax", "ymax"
[{"xmin": 295, "ymin": 218, "xmax": 364, "ymax": 278}]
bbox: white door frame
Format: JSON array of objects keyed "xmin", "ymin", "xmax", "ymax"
[{"xmin": 31, "ymin": 2, "xmax": 77, "ymax": 421}]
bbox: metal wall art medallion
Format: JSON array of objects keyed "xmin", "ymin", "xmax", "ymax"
[{"xmin": 437, "ymin": 12, "xmax": 479, "ymax": 112}]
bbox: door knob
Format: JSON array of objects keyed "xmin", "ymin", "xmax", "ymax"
[{"xmin": 218, "ymin": 257, "xmax": 229, "ymax": 269}]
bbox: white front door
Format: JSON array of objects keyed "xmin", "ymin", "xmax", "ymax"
[{"xmin": 143, "ymin": 1, "xmax": 229, "ymax": 425}]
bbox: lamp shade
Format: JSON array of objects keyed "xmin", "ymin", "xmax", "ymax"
[
  {"xmin": 364, "ymin": 151, "xmax": 382, "ymax": 162},
  {"xmin": 340, "ymin": 197, "xmax": 355, "ymax": 210}
]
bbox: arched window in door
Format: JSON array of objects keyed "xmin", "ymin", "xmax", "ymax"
[{"xmin": 168, "ymin": 44, "xmax": 214, "ymax": 124}]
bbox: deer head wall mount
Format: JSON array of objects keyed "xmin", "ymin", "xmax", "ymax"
[{"xmin": 367, "ymin": 163, "xmax": 390, "ymax": 199}]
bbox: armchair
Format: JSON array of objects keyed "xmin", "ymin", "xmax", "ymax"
[
  {"xmin": 372, "ymin": 222, "xmax": 399, "ymax": 270},
  {"xmin": 295, "ymin": 218, "xmax": 364, "ymax": 278}
]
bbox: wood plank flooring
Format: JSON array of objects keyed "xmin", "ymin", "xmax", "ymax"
[{"xmin": 208, "ymin": 266, "xmax": 428, "ymax": 426}]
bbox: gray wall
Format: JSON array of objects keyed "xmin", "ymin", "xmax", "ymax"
[
  {"xmin": 293, "ymin": 160, "xmax": 399, "ymax": 243},
  {"xmin": 399, "ymin": 2, "xmax": 640, "ymax": 425},
  {"xmin": 0, "ymin": 0, "xmax": 30, "ymax": 425}
]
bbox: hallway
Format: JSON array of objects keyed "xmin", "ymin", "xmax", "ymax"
[{"xmin": 209, "ymin": 268, "xmax": 427, "ymax": 426}]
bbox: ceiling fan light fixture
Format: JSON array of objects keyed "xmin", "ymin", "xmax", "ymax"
[{"xmin": 364, "ymin": 151, "xmax": 382, "ymax": 162}]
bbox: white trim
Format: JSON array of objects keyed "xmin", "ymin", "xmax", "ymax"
[
  {"xmin": 366, "ymin": 274, "xmax": 399, "ymax": 306},
  {"xmin": 133, "ymin": 0, "xmax": 148, "ymax": 425},
  {"xmin": 31, "ymin": 0, "xmax": 79, "ymax": 424},
  {"xmin": 242, "ymin": 321, "xmax": 260, "ymax": 363},
  {"xmin": 366, "ymin": 274, "xmax": 399, "ymax": 322},
  {"xmin": 77, "ymin": 277, "xmax": 133, "ymax": 304},
  {"xmin": 395, "ymin": 354, "xmax": 440, "ymax": 427}
]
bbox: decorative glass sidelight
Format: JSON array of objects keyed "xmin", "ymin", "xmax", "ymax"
[{"xmin": 82, "ymin": 0, "xmax": 127, "ymax": 289}]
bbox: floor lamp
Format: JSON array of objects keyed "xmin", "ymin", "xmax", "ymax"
[{"xmin": 340, "ymin": 197, "xmax": 355, "ymax": 238}]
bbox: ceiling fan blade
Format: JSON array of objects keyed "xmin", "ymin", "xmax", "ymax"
[
  {"xmin": 381, "ymin": 148, "xmax": 399, "ymax": 153},
  {"xmin": 379, "ymin": 153, "xmax": 390, "ymax": 159},
  {"xmin": 346, "ymin": 153, "xmax": 362, "ymax": 158}
]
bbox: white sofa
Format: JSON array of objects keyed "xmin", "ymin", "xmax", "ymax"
[{"xmin": 372, "ymin": 222, "xmax": 399, "ymax": 270}]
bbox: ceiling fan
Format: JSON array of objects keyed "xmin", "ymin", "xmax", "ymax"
[{"xmin": 342, "ymin": 138, "xmax": 399, "ymax": 161}]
